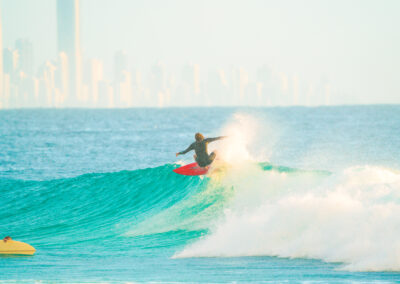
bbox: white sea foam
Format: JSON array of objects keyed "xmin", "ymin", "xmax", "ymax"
[
  {"xmin": 174, "ymin": 114, "xmax": 400, "ymax": 272},
  {"xmin": 174, "ymin": 165, "xmax": 400, "ymax": 271}
]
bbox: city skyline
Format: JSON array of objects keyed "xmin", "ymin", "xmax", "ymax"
[{"xmin": 1, "ymin": 0, "xmax": 399, "ymax": 108}]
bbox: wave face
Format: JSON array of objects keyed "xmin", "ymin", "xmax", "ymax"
[
  {"xmin": 2, "ymin": 162, "xmax": 399, "ymax": 272},
  {"xmin": 0, "ymin": 165, "xmax": 207, "ymax": 246}
]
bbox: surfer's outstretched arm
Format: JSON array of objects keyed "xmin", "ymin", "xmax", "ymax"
[
  {"xmin": 176, "ymin": 143, "xmax": 195, "ymax": 157},
  {"xmin": 205, "ymin": 136, "xmax": 227, "ymax": 143}
]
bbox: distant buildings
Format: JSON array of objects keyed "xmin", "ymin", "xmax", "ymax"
[{"xmin": 0, "ymin": 1, "xmax": 332, "ymax": 108}]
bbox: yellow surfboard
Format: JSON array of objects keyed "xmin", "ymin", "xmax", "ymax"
[{"xmin": 0, "ymin": 240, "xmax": 36, "ymax": 255}]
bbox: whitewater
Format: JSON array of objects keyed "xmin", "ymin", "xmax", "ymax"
[{"xmin": 0, "ymin": 107, "xmax": 399, "ymax": 282}]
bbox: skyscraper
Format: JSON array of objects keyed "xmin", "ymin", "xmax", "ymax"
[
  {"xmin": 15, "ymin": 39, "xmax": 34, "ymax": 75},
  {"xmin": 114, "ymin": 50, "xmax": 128, "ymax": 83},
  {"xmin": 113, "ymin": 50, "xmax": 129, "ymax": 106},
  {"xmin": 56, "ymin": 0, "xmax": 82, "ymax": 105},
  {"xmin": 3, "ymin": 48, "xmax": 19, "ymax": 79}
]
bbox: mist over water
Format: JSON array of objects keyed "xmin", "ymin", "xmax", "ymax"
[{"xmin": 0, "ymin": 106, "xmax": 400, "ymax": 282}]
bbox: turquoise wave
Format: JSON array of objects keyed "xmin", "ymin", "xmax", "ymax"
[
  {"xmin": 0, "ymin": 163, "xmax": 325, "ymax": 249},
  {"xmin": 6, "ymin": 162, "xmax": 399, "ymax": 272}
]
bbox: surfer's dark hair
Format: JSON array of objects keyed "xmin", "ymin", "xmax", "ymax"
[
  {"xmin": 195, "ymin": 133, "xmax": 204, "ymax": 141},
  {"xmin": 3, "ymin": 236, "xmax": 11, "ymax": 242}
]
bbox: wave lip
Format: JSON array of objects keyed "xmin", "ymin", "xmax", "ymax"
[{"xmin": 173, "ymin": 165, "xmax": 400, "ymax": 272}]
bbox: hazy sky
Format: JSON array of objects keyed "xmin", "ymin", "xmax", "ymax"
[{"xmin": 2, "ymin": 0, "xmax": 400, "ymax": 104}]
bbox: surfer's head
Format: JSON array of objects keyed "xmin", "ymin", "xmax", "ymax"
[
  {"xmin": 195, "ymin": 133, "xmax": 204, "ymax": 142},
  {"xmin": 3, "ymin": 236, "xmax": 11, "ymax": 242}
]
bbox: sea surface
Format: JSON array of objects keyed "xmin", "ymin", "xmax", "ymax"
[{"xmin": 0, "ymin": 106, "xmax": 400, "ymax": 283}]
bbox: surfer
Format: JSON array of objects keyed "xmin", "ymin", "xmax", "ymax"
[
  {"xmin": 176, "ymin": 133, "xmax": 226, "ymax": 167},
  {"xmin": 3, "ymin": 236, "xmax": 12, "ymax": 242}
]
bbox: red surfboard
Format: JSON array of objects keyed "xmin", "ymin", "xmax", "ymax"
[{"xmin": 173, "ymin": 163, "xmax": 209, "ymax": 176}]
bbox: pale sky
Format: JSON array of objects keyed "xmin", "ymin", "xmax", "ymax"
[{"xmin": 1, "ymin": 0, "xmax": 400, "ymax": 104}]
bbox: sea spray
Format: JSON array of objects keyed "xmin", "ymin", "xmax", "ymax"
[
  {"xmin": 171, "ymin": 114, "xmax": 400, "ymax": 271},
  {"xmin": 173, "ymin": 165, "xmax": 400, "ymax": 271},
  {"xmin": 216, "ymin": 112, "xmax": 278, "ymax": 164}
]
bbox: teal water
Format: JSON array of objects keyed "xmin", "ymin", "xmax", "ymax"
[{"xmin": 1, "ymin": 107, "xmax": 400, "ymax": 283}]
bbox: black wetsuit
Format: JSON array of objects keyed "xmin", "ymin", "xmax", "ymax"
[{"xmin": 179, "ymin": 137, "xmax": 225, "ymax": 167}]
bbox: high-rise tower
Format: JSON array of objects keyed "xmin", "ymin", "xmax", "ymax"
[
  {"xmin": 56, "ymin": 0, "xmax": 81, "ymax": 105},
  {"xmin": 15, "ymin": 39, "xmax": 34, "ymax": 75}
]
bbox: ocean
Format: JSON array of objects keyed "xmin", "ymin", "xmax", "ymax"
[{"xmin": 0, "ymin": 106, "xmax": 399, "ymax": 283}]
